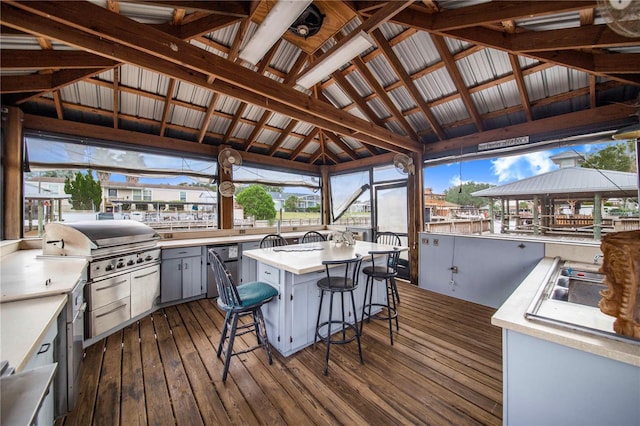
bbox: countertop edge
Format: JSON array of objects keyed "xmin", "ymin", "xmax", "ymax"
[{"xmin": 492, "ymin": 257, "xmax": 639, "ymax": 367}]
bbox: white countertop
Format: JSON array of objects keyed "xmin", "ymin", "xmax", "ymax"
[
  {"xmin": 492, "ymin": 257, "xmax": 640, "ymax": 367},
  {"xmin": 157, "ymin": 230, "xmax": 329, "ymax": 249},
  {"xmin": 0, "ymin": 294, "xmax": 67, "ymax": 372},
  {"xmin": 243, "ymin": 240, "xmax": 405, "ymax": 275},
  {"xmin": 0, "ymin": 249, "xmax": 87, "ymax": 303}
]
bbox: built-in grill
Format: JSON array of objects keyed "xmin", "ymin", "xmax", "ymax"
[{"xmin": 42, "ymin": 219, "xmax": 161, "ymax": 342}]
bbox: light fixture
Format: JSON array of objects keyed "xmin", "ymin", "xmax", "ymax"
[
  {"xmin": 296, "ymin": 31, "xmax": 374, "ymax": 89},
  {"xmin": 238, "ymin": 0, "xmax": 312, "ymax": 65}
]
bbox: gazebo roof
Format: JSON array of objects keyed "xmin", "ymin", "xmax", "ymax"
[{"xmin": 472, "ymin": 167, "xmax": 639, "ymax": 199}]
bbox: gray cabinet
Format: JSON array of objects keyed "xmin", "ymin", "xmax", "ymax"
[
  {"xmin": 24, "ymin": 318, "xmax": 57, "ymax": 426},
  {"xmin": 161, "ymin": 247, "xmax": 203, "ymax": 303},
  {"xmin": 418, "ymin": 233, "xmax": 544, "ymax": 308}
]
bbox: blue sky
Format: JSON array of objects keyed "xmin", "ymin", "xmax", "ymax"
[{"xmin": 423, "ymin": 143, "xmax": 615, "ymax": 194}]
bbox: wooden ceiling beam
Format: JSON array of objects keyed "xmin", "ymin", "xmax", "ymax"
[
  {"xmin": 160, "ymin": 78, "xmax": 176, "ymax": 136},
  {"xmin": 3, "ymin": 1, "xmax": 420, "ymax": 153},
  {"xmin": 510, "ymin": 25, "xmax": 640, "ymax": 52},
  {"xmin": 197, "ymin": 92, "xmax": 220, "ymax": 143},
  {"xmin": 0, "ymin": 68, "xmax": 105, "ymax": 94},
  {"xmin": 352, "ymin": 56, "xmax": 419, "ymax": 140},
  {"xmin": 243, "ymin": 111, "xmax": 272, "ymax": 151},
  {"xmin": 384, "ymin": 1, "xmax": 595, "ymax": 32},
  {"xmin": 508, "ymin": 54, "xmax": 532, "ymax": 121},
  {"xmin": 594, "ymin": 54, "xmax": 640, "ymax": 74},
  {"xmin": 323, "ymin": 131, "xmax": 359, "ymax": 161},
  {"xmin": 267, "ymin": 119, "xmax": 298, "ymax": 156},
  {"xmin": 172, "ymin": 14, "xmax": 242, "ymax": 40},
  {"xmin": 431, "ymin": 34, "xmax": 484, "ymax": 131},
  {"xmin": 291, "ymin": 128, "xmax": 319, "ymax": 161},
  {"xmin": 330, "ymin": 70, "xmax": 386, "ymax": 128},
  {"xmin": 424, "ymin": 102, "xmax": 635, "ymax": 157},
  {"xmin": 23, "ymin": 112, "xmax": 320, "ymax": 174},
  {"xmin": 112, "ymin": 66, "xmax": 119, "ymax": 128},
  {"xmin": 0, "ymin": 49, "xmax": 117, "ymax": 70},
  {"xmin": 371, "ymin": 29, "xmax": 445, "ymax": 140},
  {"xmin": 127, "ymin": 1, "xmax": 250, "ymax": 16}
]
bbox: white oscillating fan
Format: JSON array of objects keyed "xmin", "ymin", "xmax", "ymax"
[
  {"xmin": 393, "ymin": 153, "xmax": 415, "ymax": 175},
  {"xmin": 218, "ymin": 147, "xmax": 242, "ymax": 175}
]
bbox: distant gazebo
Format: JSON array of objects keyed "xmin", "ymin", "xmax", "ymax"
[{"xmin": 472, "ymin": 166, "xmax": 639, "ymax": 239}]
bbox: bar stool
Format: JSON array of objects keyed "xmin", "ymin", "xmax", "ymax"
[
  {"xmin": 375, "ymin": 231, "xmax": 403, "ymax": 304},
  {"xmin": 208, "ymin": 249, "xmax": 279, "ymax": 383},
  {"xmin": 360, "ymin": 248, "xmax": 401, "ymax": 345},
  {"xmin": 314, "ymin": 254, "xmax": 364, "ymax": 375}
]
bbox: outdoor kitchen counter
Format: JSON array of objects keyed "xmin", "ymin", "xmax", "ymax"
[
  {"xmin": 0, "ymin": 249, "xmax": 87, "ymax": 303},
  {"xmin": 0, "ymin": 294, "xmax": 67, "ymax": 372},
  {"xmin": 492, "ymin": 257, "xmax": 639, "ymax": 366}
]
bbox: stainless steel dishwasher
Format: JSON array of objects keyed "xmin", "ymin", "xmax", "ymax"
[{"xmin": 206, "ymin": 244, "xmax": 239, "ymax": 297}]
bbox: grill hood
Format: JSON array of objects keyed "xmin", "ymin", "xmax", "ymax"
[{"xmin": 43, "ymin": 220, "xmax": 160, "ymax": 258}]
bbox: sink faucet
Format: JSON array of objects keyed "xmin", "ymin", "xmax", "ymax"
[{"xmin": 593, "ymin": 254, "xmax": 604, "ymax": 265}]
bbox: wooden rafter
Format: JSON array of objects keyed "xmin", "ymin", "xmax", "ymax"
[
  {"xmin": 0, "ymin": 50, "xmax": 117, "ymax": 70},
  {"xmin": 431, "ymin": 34, "xmax": 484, "ymax": 131},
  {"xmin": 323, "ymin": 131, "xmax": 359, "ymax": 161},
  {"xmin": 1, "ymin": 1, "xmax": 420, "ymax": 153},
  {"xmin": 371, "ymin": 29, "xmax": 445, "ymax": 140},
  {"xmin": 352, "ymin": 56, "xmax": 419, "ymax": 140},
  {"xmin": 160, "ymin": 78, "xmax": 176, "ymax": 136},
  {"xmin": 290, "ymin": 128, "xmax": 319, "ymax": 161},
  {"xmin": 508, "ymin": 54, "xmax": 532, "ymax": 121},
  {"xmin": 198, "ymin": 92, "xmax": 219, "ymax": 143},
  {"xmin": 113, "ymin": 66, "xmax": 119, "ymax": 128},
  {"xmin": 267, "ymin": 119, "xmax": 298, "ymax": 156}
]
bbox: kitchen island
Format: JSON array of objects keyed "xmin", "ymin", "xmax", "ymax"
[
  {"xmin": 242, "ymin": 240, "xmax": 401, "ymax": 357},
  {"xmin": 492, "ymin": 257, "xmax": 639, "ymax": 425}
]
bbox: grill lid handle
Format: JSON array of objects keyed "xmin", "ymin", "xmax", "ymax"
[{"xmin": 45, "ymin": 239, "xmax": 64, "ymax": 249}]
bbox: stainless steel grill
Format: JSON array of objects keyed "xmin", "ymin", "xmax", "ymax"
[{"xmin": 42, "ymin": 220, "xmax": 162, "ymax": 416}]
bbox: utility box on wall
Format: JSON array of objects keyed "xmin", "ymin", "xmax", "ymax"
[{"xmin": 418, "ymin": 233, "xmax": 545, "ymax": 308}]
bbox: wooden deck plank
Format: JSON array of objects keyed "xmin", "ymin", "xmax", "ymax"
[
  {"xmin": 152, "ymin": 310, "xmax": 205, "ymax": 426},
  {"xmin": 61, "ymin": 281, "xmax": 503, "ymax": 425},
  {"xmin": 121, "ymin": 322, "xmax": 147, "ymax": 425},
  {"xmin": 164, "ymin": 305, "xmax": 231, "ymax": 425},
  {"xmin": 139, "ymin": 314, "xmax": 174, "ymax": 425},
  {"xmin": 93, "ymin": 330, "xmax": 122, "ymax": 425},
  {"xmin": 62, "ymin": 338, "xmax": 103, "ymax": 426}
]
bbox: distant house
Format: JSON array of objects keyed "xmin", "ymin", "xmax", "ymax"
[{"xmin": 268, "ymin": 191, "xmax": 321, "ymax": 211}]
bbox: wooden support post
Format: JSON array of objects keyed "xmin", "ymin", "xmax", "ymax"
[
  {"xmin": 408, "ymin": 152, "xmax": 423, "ymax": 285},
  {"xmin": 2, "ymin": 107, "xmax": 23, "ymax": 240},
  {"xmin": 594, "ymin": 193, "xmax": 602, "ymax": 240},
  {"xmin": 219, "ymin": 167, "xmax": 233, "ymax": 230}
]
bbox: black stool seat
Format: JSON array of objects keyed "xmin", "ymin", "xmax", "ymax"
[
  {"xmin": 208, "ymin": 249, "xmax": 278, "ymax": 383},
  {"xmin": 314, "ymin": 254, "xmax": 364, "ymax": 375},
  {"xmin": 361, "ymin": 248, "xmax": 401, "ymax": 345}
]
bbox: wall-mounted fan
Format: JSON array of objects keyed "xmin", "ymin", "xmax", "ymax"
[
  {"xmin": 218, "ymin": 147, "xmax": 242, "ymax": 175},
  {"xmin": 597, "ymin": 0, "xmax": 640, "ymax": 38},
  {"xmin": 393, "ymin": 153, "xmax": 415, "ymax": 175}
]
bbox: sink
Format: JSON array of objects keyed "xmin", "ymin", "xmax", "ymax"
[
  {"xmin": 549, "ymin": 277, "xmax": 607, "ymax": 307},
  {"xmin": 559, "ymin": 268, "xmax": 604, "ymax": 281}
]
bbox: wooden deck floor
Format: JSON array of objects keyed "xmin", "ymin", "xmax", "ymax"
[{"xmin": 60, "ymin": 281, "xmax": 503, "ymax": 425}]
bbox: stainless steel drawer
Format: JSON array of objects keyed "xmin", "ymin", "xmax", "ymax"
[
  {"xmin": 87, "ymin": 297, "xmax": 130, "ymax": 337},
  {"xmin": 162, "ymin": 246, "xmax": 202, "ymax": 260},
  {"xmin": 87, "ymin": 274, "xmax": 130, "ymax": 310}
]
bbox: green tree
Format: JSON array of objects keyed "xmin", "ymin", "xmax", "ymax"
[
  {"xmin": 582, "ymin": 142, "xmax": 635, "ymax": 172},
  {"xmin": 446, "ymin": 181, "xmax": 493, "ymax": 208},
  {"xmin": 236, "ymin": 185, "xmax": 276, "ymax": 220},
  {"xmin": 284, "ymin": 195, "xmax": 299, "ymax": 212},
  {"xmin": 64, "ymin": 170, "xmax": 102, "ymax": 211}
]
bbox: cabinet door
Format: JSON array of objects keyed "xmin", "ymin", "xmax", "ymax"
[
  {"xmin": 181, "ymin": 256, "xmax": 203, "ymax": 299},
  {"xmin": 160, "ymin": 258, "xmax": 182, "ymax": 303},
  {"xmin": 25, "ymin": 319, "xmax": 57, "ymax": 426},
  {"xmin": 289, "ymin": 279, "xmax": 321, "ymax": 353},
  {"xmin": 130, "ymin": 265, "xmax": 160, "ymax": 318}
]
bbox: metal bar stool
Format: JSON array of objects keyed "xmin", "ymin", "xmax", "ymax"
[
  {"xmin": 375, "ymin": 231, "xmax": 402, "ymax": 304},
  {"xmin": 360, "ymin": 248, "xmax": 401, "ymax": 345},
  {"xmin": 208, "ymin": 249, "xmax": 279, "ymax": 382},
  {"xmin": 314, "ymin": 254, "xmax": 364, "ymax": 375},
  {"xmin": 260, "ymin": 233, "xmax": 288, "ymax": 248}
]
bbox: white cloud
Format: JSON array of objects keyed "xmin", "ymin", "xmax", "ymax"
[{"xmin": 491, "ymin": 150, "xmax": 556, "ymax": 183}]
